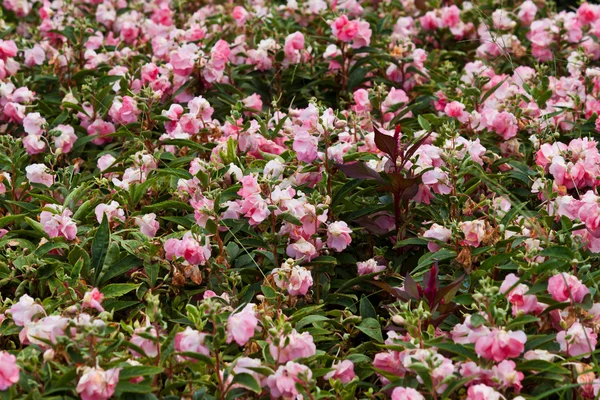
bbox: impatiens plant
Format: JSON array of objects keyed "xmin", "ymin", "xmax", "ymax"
[{"xmin": 3, "ymin": 0, "xmax": 600, "ymax": 398}]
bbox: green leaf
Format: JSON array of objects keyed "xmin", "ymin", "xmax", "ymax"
[
  {"xmin": 92, "ymin": 214, "xmax": 111, "ymax": 286},
  {"xmin": 417, "ymin": 115, "xmax": 431, "ymax": 131},
  {"xmin": 347, "ymin": 67, "xmax": 367, "ymax": 91},
  {"xmin": 359, "ymin": 296, "xmax": 377, "ymax": 319},
  {"xmin": 469, "ymin": 314, "xmax": 486, "ymax": 328},
  {"xmin": 142, "ymin": 201, "xmax": 193, "ymax": 213},
  {"xmin": 119, "ymin": 366, "xmax": 164, "ymax": 380},
  {"xmin": 295, "ymin": 315, "xmax": 330, "ymax": 331},
  {"xmin": 356, "ymin": 318, "xmax": 383, "ymax": 342},
  {"xmin": 24, "ymin": 217, "xmax": 47, "ymax": 237},
  {"xmin": 0, "ymin": 214, "xmax": 25, "ymax": 228},
  {"xmin": 517, "ymin": 360, "xmax": 570, "ymax": 375},
  {"xmin": 230, "ymin": 373, "xmax": 261, "ymax": 393},
  {"xmin": 278, "ymin": 212, "xmax": 301, "ymax": 226},
  {"xmin": 115, "ymin": 382, "xmax": 153, "ymax": 395},
  {"xmin": 101, "ymin": 283, "xmax": 139, "ymax": 298},
  {"xmin": 98, "ymin": 254, "xmax": 140, "ymax": 286},
  {"xmin": 180, "ymin": 352, "xmax": 215, "ymax": 366}
]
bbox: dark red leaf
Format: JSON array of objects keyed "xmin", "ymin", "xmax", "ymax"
[{"xmin": 336, "ymin": 162, "xmax": 384, "ymax": 182}]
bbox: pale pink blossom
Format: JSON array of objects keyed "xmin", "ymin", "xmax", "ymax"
[
  {"xmin": 40, "ymin": 204, "xmax": 77, "ymax": 240},
  {"xmin": 356, "ymin": 258, "xmax": 386, "ymax": 276},
  {"xmin": 130, "ymin": 326, "xmax": 160, "ymax": 357},
  {"xmin": 134, "ymin": 213, "xmax": 160, "ymax": 238},
  {"xmin": 266, "ymin": 362, "xmax": 312, "ymax": 399},
  {"xmin": 227, "ymin": 303, "xmax": 259, "ymax": 346},
  {"xmin": 327, "ymin": 221, "xmax": 352, "ymax": 252},
  {"xmin": 7, "ymin": 294, "xmax": 44, "ymax": 326},
  {"xmin": 475, "ymin": 328, "xmax": 527, "ymax": 361},
  {"xmin": 0, "ymin": 351, "xmax": 19, "ymax": 391},
  {"xmin": 391, "ymin": 387, "xmax": 425, "ymax": 400},
  {"xmin": 269, "ymin": 330, "xmax": 316, "ymax": 363},
  {"xmin": 557, "ymin": 321, "xmax": 597, "ymax": 357},
  {"xmin": 76, "ymin": 367, "xmax": 120, "ymax": 400},
  {"xmin": 25, "ymin": 163, "xmax": 54, "ymax": 187},
  {"xmin": 272, "ymin": 259, "xmax": 313, "ymax": 296},
  {"xmin": 82, "ymin": 288, "xmax": 104, "ymax": 313},
  {"xmin": 467, "ymin": 384, "xmax": 502, "ymax": 400},
  {"xmin": 460, "ymin": 220, "xmax": 486, "ymax": 247},
  {"xmin": 548, "ymin": 273, "xmax": 590, "ymax": 303},
  {"xmin": 175, "ymin": 327, "xmax": 209, "ymax": 361},
  {"xmin": 324, "ymin": 360, "xmax": 356, "ymax": 384},
  {"xmin": 423, "ymin": 224, "xmax": 452, "ymax": 252},
  {"xmin": 95, "ymin": 201, "xmax": 125, "ymax": 224}
]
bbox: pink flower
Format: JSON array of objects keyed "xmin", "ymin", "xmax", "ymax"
[
  {"xmin": 548, "ymin": 273, "xmax": 590, "ymax": 303},
  {"xmin": 272, "ymin": 259, "xmax": 313, "ymax": 296},
  {"xmin": 293, "ymin": 130, "xmax": 319, "ymax": 163},
  {"xmin": 500, "ymin": 273, "xmax": 538, "ymax": 315},
  {"xmin": 242, "ymin": 93, "xmax": 263, "ymax": 114},
  {"xmin": 327, "ymin": 221, "xmax": 352, "ymax": 252},
  {"xmin": 23, "ymin": 315, "xmax": 69, "ymax": 348},
  {"xmin": 109, "ymin": 96, "xmax": 140, "ymax": 125},
  {"xmin": 441, "ymin": 5, "xmax": 461, "ymax": 28},
  {"xmin": 475, "ymin": 328, "xmax": 527, "ymax": 362},
  {"xmin": 23, "ymin": 133, "xmax": 46, "ymax": 155},
  {"xmin": 422, "ymin": 168, "xmax": 452, "ymax": 195},
  {"xmin": 87, "ymin": 119, "xmax": 115, "ymax": 146},
  {"xmin": 23, "ymin": 112, "xmax": 46, "ymax": 135},
  {"xmin": 7, "ymin": 294, "xmax": 44, "ymax": 326},
  {"xmin": 420, "ymin": 11, "xmax": 441, "ymax": 30},
  {"xmin": 577, "ymin": 3, "xmax": 600, "ymax": 25},
  {"xmin": 188, "ymin": 96, "xmax": 214, "ymax": 120},
  {"xmin": 134, "ymin": 213, "xmax": 160, "ymax": 238},
  {"xmin": 164, "ymin": 232, "xmax": 211, "ymax": 265},
  {"xmin": 518, "ymin": 0, "xmax": 538, "ymax": 25},
  {"xmin": 352, "ymin": 89, "xmax": 371, "ymax": 113},
  {"xmin": 284, "ymin": 32, "xmax": 305, "ymax": 64},
  {"xmin": 324, "ymin": 360, "xmax": 356, "ymax": 384},
  {"xmin": 466, "ymin": 384, "xmax": 502, "ymax": 400},
  {"xmin": 391, "ymin": 387, "xmax": 425, "ymax": 400},
  {"xmin": 25, "ymin": 163, "xmax": 54, "ymax": 187},
  {"xmin": 270, "ymin": 330, "xmax": 316, "ymax": 363},
  {"xmin": 227, "ymin": 303, "xmax": 259, "ymax": 346},
  {"xmin": 40, "ymin": 204, "xmax": 77, "ymax": 240},
  {"xmin": 352, "ymin": 20, "xmax": 372, "ymax": 48},
  {"xmin": 95, "ymin": 201, "xmax": 125, "ymax": 224},
  {"xmin": 24, "ymin": 45, "xmax": 45, "ymax": 67},
  {"xmin": 460, "ymin": 220, "xmax": 486, "ymax": 247},
  {"xmin": 444, "ymin": 101, "xmax": 469, "ymax": 123},
  {"xmin": 175, "ymin": 327, "xmax": 209, "ymax": 361},
  {"xmin": 491, "ymin": 360, "xmax": 523, "ymax": 392},
  {"xmin": 82, "ymin": 288, "xmax": 104, "ymax": 313},
  {"xmin": 483, "ymin": 110, "xmax": 518, "ymax": 140},
  {"xmin": 356, "ymin": 258, "xmax": 386, "ymax": 276},
  {"xmin": 171, "ymin": 44, "xmax": 198, "ymax": 77},
  {"xmin": 451, "ymin": 315, "xmax": 491, "ymax": 345},
  {"xmin": 130, "ymin": 326, "xmax": 160, "ymax": 357},
  {"xmin": 557, "ymin": 321, "xmax": 597, "ymax": 357},
  {"xmin": 0, "ymin": 351, "xmax": 19, "ymax": 391},
  {"xmin": 266, "ymin": 362, "xmax": 312, "ymax": 399},
  {"xmin": 286, "ymin": 238, "xmax": 319, "ymax": 262},
  {"xmin": 210, "ymin": 40, "xmax": 230, "ymax": 70},
  {"xmin": 97, "ymin": 154, "xmax": 116, "ymax": 172},
  {"xmin": 423, "ymin": 224, "xmax": 452, "ymax": 252},
  {"xmin": 76, "ymin": 367, "xmax": 120, "ymax": 400},
  {"xmin": 53, "ymin": 124, "xmax": 78, "ymax": 154},
  {"xmin": 232, "ymin": 6, "xmax": 249, "ymax": 26},
  {"xmin": 0, "ymin": 40, "xmax": 18, "ymax": 59},
  {"xmin": 331, "ymin": 15, "xmax": 359, "ymax": 42}
]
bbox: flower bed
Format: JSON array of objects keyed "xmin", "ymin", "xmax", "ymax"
[{"xmin": 1, "ymin": 0, "xmax": 600, "ymax": 398}]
